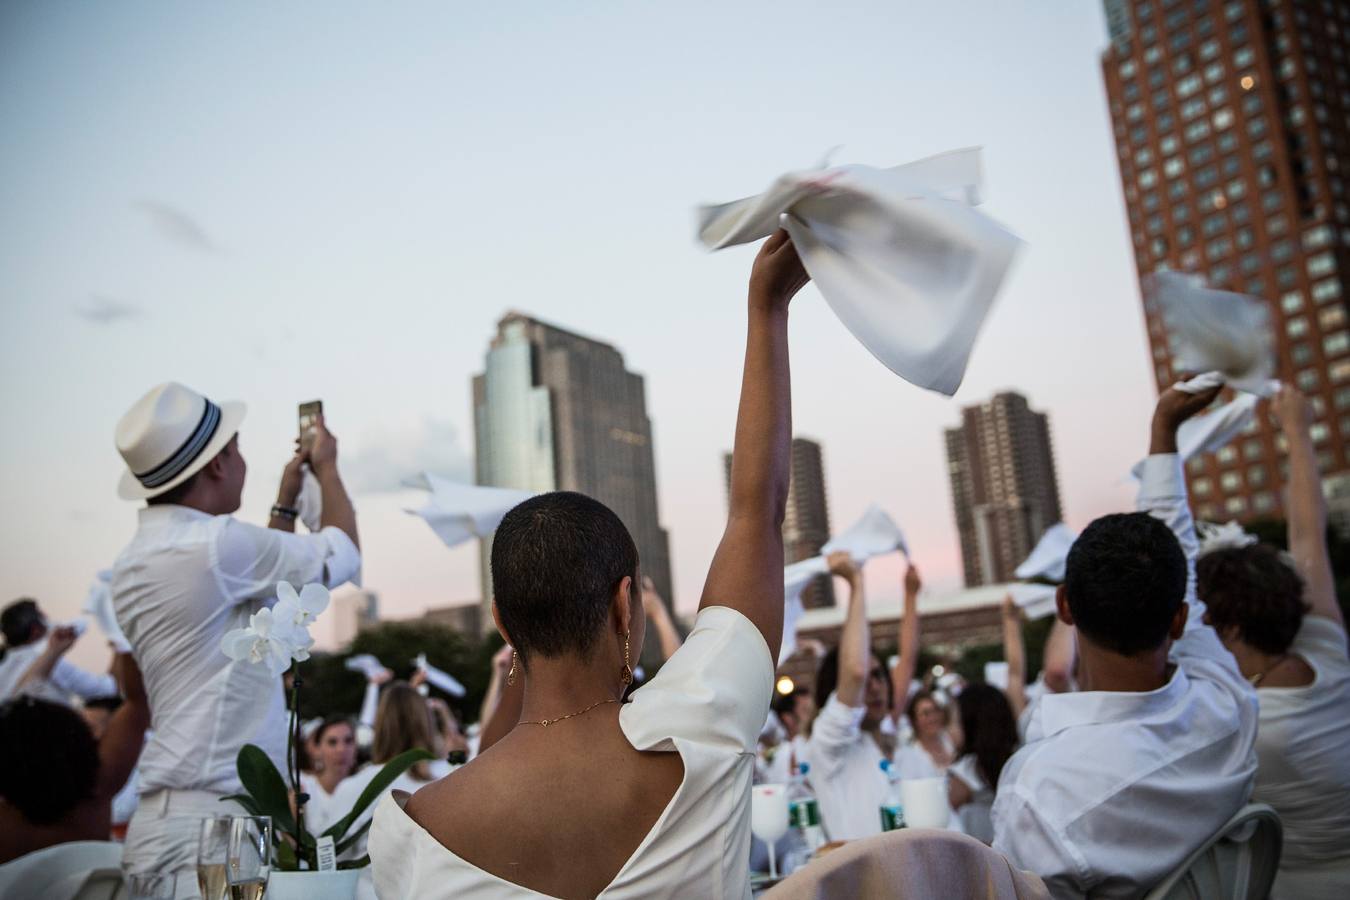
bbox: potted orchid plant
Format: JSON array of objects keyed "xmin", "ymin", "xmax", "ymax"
[{"xmin": 220, "ymin": 583, "xmax": 433, "ymax": 899}]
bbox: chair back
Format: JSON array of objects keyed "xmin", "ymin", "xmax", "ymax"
[
  {"xmin": 1142, "ymin": 804, "xmax": 1283, "ymax": 900},
  {"xmin": 762, "ymin": 828, "xmax": 1048, "ymax": 900}
]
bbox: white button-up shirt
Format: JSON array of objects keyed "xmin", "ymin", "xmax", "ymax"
[
  {"xmin": 112, "ymin": 505, "xmax": 360, "ymax": 795},
  {"xmin": 0, "ymin": 639, "xmax": 119, "ymax": 705},
  {"xmin": 806, "ymin": 693, "xmax": 890, "ymax": 841},
  {"xmin": 992, "ymin": 454, "xmax": 1258, "ymax": 898}
]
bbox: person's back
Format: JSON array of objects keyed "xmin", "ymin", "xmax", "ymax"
[
  {"xmin": 992, "ymin": 386, "xmax": 1258, "ymax": 898},
  {"xmin": 371, "ymin": 231, "xmax": 806, "ymax": 899}
]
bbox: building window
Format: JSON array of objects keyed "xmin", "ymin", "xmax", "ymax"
[
  {"xmin": 1271, "ymin": 240, "xmax": 1293, "ymax": 263},
  {"xmin": 1160, "ymin": 134, "xmax": 1180, "ymax": 155},
  {"xmin": 1193, "ymin": 477, "xmax": 1212, "ymax": 496},
  {"xmin": 1292, "ymin": 342, "xmax": 1313, "ymax": 366},
  {"xmin": 1288, "ymin": 317, "xmax": 1309, "ymax": 338},
  {"xmin": 1282, "ymin": 290, "xmax": 1305, "ymax": 313},
  {"xmin": 1336, "ymin": 387, "xmax": 1350, "ymax": 409},
  {"xmin": 1298, "ymin": 369, "xmax": 1322, "ymax": 391},
  {"xmin": 1207, "ymin": 236, "xmax": 1232, "ymax": 259},
  {"xmin": 1186, "ymin": 119, "xmax": 1212, "ymax": 142},
  {"xmin": 1248, "ymin": 465, "xmax": 1267, "ymax": 487},
  {"xmin": 1303, "ymin": 224, "xmax": 1334, "ymax": 249},
  {"xmin": 1312, "ymin": 423, "xmax": 1330, "ymax": 443},
  {"xmin": 1313, "ymin": 278, "xmax": 1343, "ymax": 302},
  {"xmin": 1218, "ymin": 131, "xmax": 1238, "ymax": 153},
  {"xmin": 1120, "ymin": 59, "xmax": 1138, "ymax": 79},
  {"xmin": 1139, "ymin": 168, "xmax": 1158, "ymax": 188},
  {"xmin": 1218, "ymin": 446, "xmax": 1238, "ymax": 464},
  {"xmin": 1177, "ymin": 73, "xmax": 1203, "ymax": 97},
  {"xmin": 1308, "ymin": 252, "xmax": 1337, "ymax": 277},
  {"xmin": 1136, "ymin": 147, "xmax": 1155, "ymax": 167},
  {"xmin": 1333, "ymin": 360, "xmax": 1350, "ymax": 383},
  {"xmin": 1242, "ymin": 93, "xmax": 1261, "ymax": 115},
  {"xmin": 1247, "ymin": 117, "xmax": 1267, "ymax": 138},
  {"xmin": 1181, "ymin": 98, "xmax": 1207, "ymax": 120},
  {"xmin": 1321, "ymin": 306, "xmax": 1347, "ymax": 330},
  {"xmin": 1243, "ymin": 438, "xmax": 1264, "ymax": 460},
  {"xmin": 1253, "ymin": 492, "xmax": 1275, "ymax": 513},
  {"xmin": 1211, "ymin": 263, "xmax": 1232, "ymax": 285},
  {"xmin": 1164, "ymin": 157, "xmax": 1185, "ymax": 178},
  {"xmin": 1226, "ymin": 497, "xmax": 1247, "ymax": 515},
  {"xmin": 1203, "ymin": 213, "xmax": 1227, "ymax": 236},
  {"xmin": 1204, "ymin": 60, "xmax": 1225, "ymax": 82},
  {"xmin": 1326, "ymin": 332, "xmax": 1350, "ymax": 356}
]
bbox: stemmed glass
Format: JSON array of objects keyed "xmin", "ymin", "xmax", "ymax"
[
  {"xmin": 751, "ymin": 783, "xmax": 790, "ymax": 880},
  {"xmin": 197, "ymin": 816, "xmax": 232, "ymax": 900},
  {"xmin": 225, "ymin": 816, "xmax": 272, "ymax": 900}
]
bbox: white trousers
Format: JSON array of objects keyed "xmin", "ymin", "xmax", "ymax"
[{"xmin": 122, "ymin": 789, "xmax": 245, "ymax": 900}]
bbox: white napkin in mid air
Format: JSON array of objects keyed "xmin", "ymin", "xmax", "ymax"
[
  {"xmin": 344, "ymin": 654, "xmax": 389, "ymax": 679},
  {"xmin": 1127, "ymin": 390, "xmax": 1262, "ymax": 482},
  {"xmin": 1196, "ymin": 520, "xmax": 1260, "ymax": 557},
  {"xmin": 1148, "ymin": 272, "xmax": 1274, "ymax": 396},
  {"xmin": 1014, "ymin": 524, "xmax": 1077, "ymax": 583},
  {"xmin": 697, "ymin": 148, "xmax": 1022, "ymax": 396},
  {"xmin": 779, "ymin": 505, "xmax": 909, "ymax": 664},
  {"xmin": 414, "ymin": 653, "xmax": 466, "ymax": 698},
  {"xmin": 1008, "ymin": 582, "xmax": 1060, "ymax": 620},
  {"xmin": 404, "ymin": 474, "xmax": 536, "ymax": 549},
  {"xmin": 81, "ymin": 570, "xmax": 131, "ymax": 653}
]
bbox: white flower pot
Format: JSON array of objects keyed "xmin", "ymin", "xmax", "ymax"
[{"xmin": 266, "ymin": 869, "xmax": 360, "ymax": 900}]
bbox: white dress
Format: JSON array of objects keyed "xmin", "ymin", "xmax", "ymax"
[
  {"xmin": 368, "ymin": 606, "xmax": 774, "ymax": 899},
  {"xmin": 1253, "ymin": 616, "xmax": 1350, "ymax": 900}
]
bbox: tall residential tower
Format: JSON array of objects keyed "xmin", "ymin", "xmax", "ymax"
[{"xmin": 1101, "ymin": 0, "xmax": 1350, "ymax": 523}]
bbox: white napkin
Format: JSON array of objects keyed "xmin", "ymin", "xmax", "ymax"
[
  {"xmin": 1128, "ymin": 391, "xmax": 1261, "ymax": 482},
  {"xmin": 984, "ymin": 661, "xmax": 1010, "ymax": 691},
  {"xmin": 697, "ymin": 149, "xmax": 1022, "ymax": 396},
  {"xmin": 296, "ymin": 466, "xmax": 322, "ymax": 533},
  {"xmin": 778, "ymin": 505, "xmax": 909, "ymax": 664},
  {"xmin": 1149, "ymin": 272, "xmax": 1274, "ymax": 396},
  {"xmin": 81, "ymin": 570, "xmax": 130, "ymax": 653},
  {"xmin": 344, "ymin": 654, "xmax": 388, "ymax": 679},
  {"xmin": 1008, "ymin": 582, "xmax": 1060, "ymax": 620},
  {"xmin": 414, "ymin": 652, "xmax": 466, "ymax": 698},
  {"xmin": 403, "ymin": 474, "xmax": 536, "ymax": 549},
  {"xmin": 1014, "ymin": 524, "xmax": 1077, "ymax": 582},
  {"xmin": 1196, "ymin": 520, "xmax": 1260, "ymax": 556}
]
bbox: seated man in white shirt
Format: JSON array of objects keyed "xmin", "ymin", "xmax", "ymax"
[
  {"xmin": 992, "ymin": 384, "xmax": 1259, "ymax": 898},
  {"xmin": 110, "ymin": 382, "xmax": 361, "ymax": 898},
  {"xmin": 0, "ymin": 599, "xmax": 119, "ymax": 705}
]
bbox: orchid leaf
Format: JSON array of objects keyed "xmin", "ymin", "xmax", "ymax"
[{"xmin": 322, "ymin": 749, "xmax": 435, "ymax": 842}]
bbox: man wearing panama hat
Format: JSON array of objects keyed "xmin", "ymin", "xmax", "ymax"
[{"xmin": 109, "ymin": 382, "xmax": 361, "ymax": 895}]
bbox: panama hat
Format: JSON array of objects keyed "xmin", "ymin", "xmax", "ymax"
[{"xmin": 115, "ymin": 382, "xmax": 246, "ymax": 500}]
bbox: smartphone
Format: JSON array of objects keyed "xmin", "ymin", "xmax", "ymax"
[{"xmin": 299, "ymin": 400, "xmax": 323, "ymax": 449}]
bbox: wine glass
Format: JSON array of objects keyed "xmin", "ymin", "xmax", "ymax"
[
  {"xmin": 197, "ymin": 816, "xmax": 232, "ymax": 900},
  {"xmin": 751, "ymin": 783, "xmax": 790, "ymax": 880},
  {"xmin": 226, "ymin": 815, "xmax": 272, "ymax": 900}
]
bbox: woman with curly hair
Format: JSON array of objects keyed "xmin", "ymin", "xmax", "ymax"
[{"xmin": 1197, "ymin": 386, "xmax": 1350, "ymax": 899}]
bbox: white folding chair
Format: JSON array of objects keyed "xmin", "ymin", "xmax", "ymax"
[{"xmin": 1142, "ymin": 804, "xmax": 1282, "ymax": 900}]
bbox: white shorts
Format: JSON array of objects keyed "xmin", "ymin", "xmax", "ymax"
[{"xmin": 122, "ymin": 789, "xmax": 246, "ymax": 900}]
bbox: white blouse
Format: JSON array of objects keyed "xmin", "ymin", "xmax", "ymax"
[{"xmin": 368, "ymin": 606, "xmax": 774, "ymax": 899}]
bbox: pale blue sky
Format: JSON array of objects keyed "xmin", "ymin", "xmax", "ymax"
[{"xmin": 0, "ymin": 1, "xmax": 1158, "ymax": 667}]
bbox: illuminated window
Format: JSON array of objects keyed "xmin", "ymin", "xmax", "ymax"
[{"xmin": 1326, "ymin": 332, "xmax": 1350, "ymax": 356}]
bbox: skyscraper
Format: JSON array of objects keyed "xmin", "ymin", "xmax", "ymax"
[
  {"xmin": 472, "ymin": 312, "xmax": 673, "ymax": 637},
  {"xmin": 945, "ymin": 392, "xmax": 1064, "ymax": 586},
  {"xmin": 723, "ymin": 437, "xmax": 836, "ymax": 609},
  {"xmin": 1101, "ymin": 0, "xmax": 1350, "ymax": 524}
]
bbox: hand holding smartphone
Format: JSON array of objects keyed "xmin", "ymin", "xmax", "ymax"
[{"xmin": 298, "ymin": 400, "xmax": 323, "ymax": 452}]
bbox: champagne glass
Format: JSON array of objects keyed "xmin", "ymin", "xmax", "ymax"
[
  {"xmin": 751, "ymin": 783, "xmax": 790, "ymax": 880},
  {"xmin": 197, "ymin": 816, "xmax": 232, "ymax": 900},
  {"xmin": 226, "ymin": 815, "xmax": 272, "ymax": 900}
]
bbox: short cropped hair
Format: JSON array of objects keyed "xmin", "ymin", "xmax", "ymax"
[
  {"xmin": 1197, "ymin": 544, "xmax": 1308, "ymax": 655},
  {"xmin": 491, "ymin": 492, "xmax": 639, "ymax": 665},
  {"xmin": 0, "ymin": 697, "xmax": 99, "ymax": 825},
  {"xmin": 1064, "ymin": 512, "xmax": 1188, "ymax": 656},
  {"xmin": 1, "ymin": 598, "xmax": 42, "ymax": 651}
]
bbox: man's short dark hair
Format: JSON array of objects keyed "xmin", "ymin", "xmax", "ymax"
[
  {"xmin": 1, "ymin": 598, "xmax": 42, "ymax": 653},
  {"xmin": 1198, "ymin": 544, "xmax": 1307, "ymax": 655},
  {"xmin": 1064, "ymin": 512, "xmax": 1188, "ymax": 656},
  {"xmin": 0, "ymin": 697, "xmax": 98, "ymax": 825},
  {"xmin": 491, "ymin": 492, "xmax": 639, "ymax": 665},
  {"xmin": 145, "ymin": 468, "xmax": 202, "ymax": 507}
]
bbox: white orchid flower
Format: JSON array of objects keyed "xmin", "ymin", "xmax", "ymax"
[
  {"xmin": 221, "ymin": 607, "xmax": 295, "ymax": 677},
  {"xmin": 274, "ymin": 582, "xmax": 330, "ymax": 630}
]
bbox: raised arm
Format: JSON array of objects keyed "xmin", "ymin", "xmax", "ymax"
[
  {"xmin": 14, "ymin": 625, "xmax": 80, "ymax": 695},
  {"xmin": 308, "ymin": 415, "xmax": 360, "ymax": 551},
  {"xmin": 1001, "ymin": 595, "xmax": 1027, "ymax": 719},
  {"xmin": 698, "ymin": 231, "xmax": 808, "ymax": 660},
  {"xmin": 1273, "ymin": 386, "xmax": 1342, "ymax": 627},
  {"xmin": 641, "ymin": 577, "xmax": 683, "ymax": 662},
  {"xmin": 1040, "ymin": 619, "xmax": 1077, "ymax": 694},
  {"xmin": 830, "ymin": 552, "xmax": 869, "ymax": 708},
  {"xmin": 890, "ymin": 564, "xmax": 921, "ymax": 718}
]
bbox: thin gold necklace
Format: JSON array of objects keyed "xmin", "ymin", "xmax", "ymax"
[
  {"xmin": 1249, "ymin": 655, "xmax": 1289, "ymax": 687},
  {"xmin": 519, "ymin": 698, "xmax": 619, "ymax": 728}
]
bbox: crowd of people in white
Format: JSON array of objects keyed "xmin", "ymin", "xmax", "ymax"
[{"xmin": 0, "ymin": 232, "xmax": 1347, "ymax": 899}]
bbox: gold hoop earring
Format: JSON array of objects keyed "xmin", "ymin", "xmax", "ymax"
[
  {"xmin": 620, "ymin": 632, "xmax": 633, "ymax": 686},
  {"xmin": 507, "ymin": 650, "xmax": 518, "ymax": 686}
]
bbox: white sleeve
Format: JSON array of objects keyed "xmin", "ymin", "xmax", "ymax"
[
  {"xmin": 212, "ymin": 518, "xmax": 361, "ymax": 603},
  {"xmin": 807, "ymin": 693, "xmax": 865, "ymax": 777},
  {"xmin": 50, "ymin": 657, "xmax": 119, "ymax": 700},
  {"xmin": 1135, "ymin": 454, "xmax": 1236, "ymax": 668},
  {"xmin": 620, "ymin": 606, "xmax": 774, "ymax": 754},
  {"xmin": 992, "ymin": 785, "xmax": 1087, "ymax": 899},
  {"xmin": 359, "ymin": 681, "xmax": 380, "ymax": 729}
]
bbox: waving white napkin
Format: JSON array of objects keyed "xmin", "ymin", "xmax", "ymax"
[
  {"xmin": 1014, "ymin": 524, "xmax": 1077, "ymax": 583},
  {"xmin": 344, "ymin": 654, "xmax": 388, "ymax": 679},
  {"xmin": 404, "ymin": 474, "xmax": 536, "ymax": 549},
  {"xmin": 1196, "ymin": 520, "xmax": 1260, "ymax": 557},
  {"xmin": 296, "ymin": 466, "xmax": 322, "ymax": 533},
  {"xmin": 81, "ymin": 570, "xmax": 130, "ymax": 653},
  {"xmin": 779, "ymin": 505, "xmax": 909, "ymax": 664},
  {"xmin": 1148, "ymin": 272, "xmax": 1274, "ymax": 396},
  {"xmin": 414, "ymin": 652, "xmax": 466, "ymax": 698},
  {"xmin": 1127, "ymin": 391, "xmax": 1261, "ymax": 482},
  {"xmin": 697, "ymin": 149, "xmax": 1022, "ymax": 396},
  {"xmin": 1008, "ymin": 582, "xmax": 1060, "ymax": 620}
]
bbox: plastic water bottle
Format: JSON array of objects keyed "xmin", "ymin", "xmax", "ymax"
[
  {"xmin": 787, "ymin": 762, "xmax": 825, "ymax": 853},
  {"xmin": 879, "ymin": 759, "xmax": 906, "ymax": 831}
]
